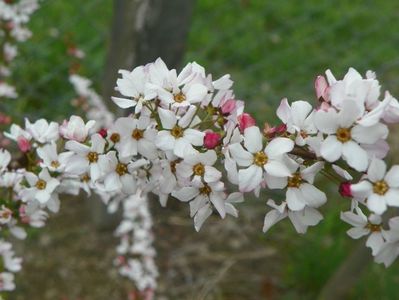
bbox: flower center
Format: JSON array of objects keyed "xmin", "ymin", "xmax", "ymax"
[
  {"xmin": 51, "ymin": 160, "xmax": 60, "ymax": 168},
  {"xmin": 287, "ymin": 172, "xmax": 302, "ymax": 188},
  {"xmin": 170, "ymin": 160, "xmax": 178, "ymax": 173},
  {"xmin": 199, "ymin": 184, "xmax": 212, "ymax": 195},
  {"xmin": 81, "ymin": 174, "xmax": 90, "ymax": 182},
  {"xmin": 174, "ymin": 92, "xmax": 186, "ymax": 103},
  {"xmin": 116, "ymin": 163, "xmax": 128, "ymax": 176},
  {"xmin": 300, "ymin": 130, "xmax": 308, "ymax": 139},
  {"xmin": 110, "ymin": 133, "xmax": 120, "ymax": 143},
  {"xmin": 131, "ymin": 129, "xmax": 144, "ymax": 140},
  {"xmin": 171, "ymin": 125, "xmax": 184, "ymax": 138},
  {"xmin": 193, "ymin": 163, "xmax": 205, "ymax": 176},
  {"xmin": 35, "ymin": 179, "xmax": 47, "ymax": 190},
  {"xmin": 87, "ymin": 152, "xmax": 99, "ymax": 163},
  {"xmin": 373, "ymin": 180, "xmax": 389, "ymax": 195},
  {"xmin": 253, "ymin": 151, "xmax": 268, "ymax": 167},
  {"xmin": 336, "ymin": 127, "xmax": 351, "ymax": 143},
  {"xmin": 366, "ymin": 223, "xmax": 381, "ymax": 232}
]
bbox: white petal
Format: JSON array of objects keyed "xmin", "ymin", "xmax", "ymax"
[
  {"xmin": 291, "ymin": 101, "xmax": 313, "ymax": 126},
  {"xmin": 172, "ymin": 187, "xmax": 199, "ymax": 202},
  {"xmin": 314, "ymin": 109, "xmax": 339, "ymax": 134},
  {"xmin": 351, "ymin": 123, "xmax": 388, "ymax": 144},
  {"xmin": 347, "ymin": 227, "xmax": 369, "ymax": 239},
  {"xmin": 111, "ymin": 97, "xmax": 136, "ymax": 109},
  {"xmin": 185, "ymin": 83, "xmax": 208, "ymax": 103},
  {"xmin": 351, "ymin": 181, "xmax": 372, "ymax": 199},
  {"xmin": 367, "ymin": 193, "xmax": 387, "ymax": 215},
  {"xmin": 204, "ymin": 166, "xmax": 222, "ymax": 183},
  {"xmin": 342, "ymin": 141, "xmax": 369, "ymax": 172},
  {"xmin": 366, "ymin": 232, "xmax": 385, "ymax": 256},
  {"xmin": 385, "ymin": 166, "xmax": 399, "ymax": 188},
  {"xmin": 238, "ymin": 165, "xmax": 263, "ymax": 192},
  {"xmin": 229, "ymin": 143, "xmax": 253, "ymax": 167},
  {"xmin": 320, "ymin": 135, "xmax": 342, "ymax": 162},
  {"xmin": 263, "ymin": 209, "xmax": 286, "ymax": 233},
  {"xmin": 244, "ymin": 126, "xmax": 263, "ymax": 153},
  {"xmin": 265, "ymin": 137, "xmax": 294, "ymax": 158},
  {"xmin": 183, "ymin": 129, "xmax": 204, "ymax": 146},
  {"xmin": 156, "ymin": 131, "xmax": 175, "ymax": 151},
  {"xmin": 158, "ymin": 107, "xmax": 176, "ymax": 129},
  {"xmin": 367, "ymin": 157, "xmax": 386, "ymax": 182},
  {"xmin": 338, "ymin": 100, "xmax": 361, "ymax": 128},
  {"xmin": 265, "ymin": 174, "xmax": 287, "ymax": 189},
  {"xmin": 264, "ymin": 160, "xmax": 292, "ymax": 177},
  {"xmin": 385, "ymin": 189, "xmax": 399, "ymax": 207},
  {"xmin": 210, "ymin": 193, "xmax": 226, "ymax": 218},
  {"xmin": 194, "ymin": 205, "xmax": 213, "ymax": 232},
  {"xmin": 286, "ymin": 188, "xmax": 306, "ymax": 211},
  {"xmin": 300, "ymin": 183, "xmax": 327, "ymax": 208}
]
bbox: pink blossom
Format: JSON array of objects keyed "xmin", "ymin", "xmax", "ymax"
[
  {"xmin": 237, "ymin": 113, "xmax": 256, "ymax": 132},
  {"xmin": 17, "ymin": 137, "xmax": 30, "ymax": 153},
  {"xmin": 221, "ymin": 99, "xmax": 236, "ymax": 115},
  {"xmin": 315, "ymin": 75, "xmax": 329, "ymax": 101}
]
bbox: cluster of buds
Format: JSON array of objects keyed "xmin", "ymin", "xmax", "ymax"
[
  {"xmin": 1, "ymin": 58, "xmax": 399, "ymax": 298},
  {"xmin": 0, "ymin": 0, "xmax": 39, "ymax": 99}
]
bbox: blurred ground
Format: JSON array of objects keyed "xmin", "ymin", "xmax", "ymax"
[{"xmin": 5, "ymin": 0, "xmax": 399, "ymax": 299}]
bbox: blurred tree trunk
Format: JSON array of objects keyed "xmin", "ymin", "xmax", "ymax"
[
  {"xmin": 317, "ymin": 241, "xmax": 372, "ymax": 300},
  {"xmin": 89, "ymin": 0, "xmax": 196, "ymax": 230}
]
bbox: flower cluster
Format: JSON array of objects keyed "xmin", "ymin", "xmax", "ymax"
[
  {"xmin": 0, "ymin": 0, "xmax": 39, "ymax": 99},
  {"xmin": 2, "ymin": 57, "xmax": 399, "ymax": 298}
]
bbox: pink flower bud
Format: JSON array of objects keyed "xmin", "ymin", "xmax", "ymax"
[
  {"xmin": 315, "ymin": 75, "xmax": 329, "ymax": 100},
  {"xmin": 17, "ymin": 137, "xmax": 31, "ymax": 153},
  {"xmin": 98, "ymin": 128, "xmax": 107, "ymax": 138},
  {"xmin": 204, "ymin": 131, "xmax": 221, "ymax": 149},
  {"xmin": 339, "ymin": 182, "xmax": 352, "ymax": 198},
  {"xmin": 238, "ymin": 113, "xmax": 256, "ymax": 132},
  {"xmin": 221, "ymin": 99, "xmax": 236, "ymax": 115}
]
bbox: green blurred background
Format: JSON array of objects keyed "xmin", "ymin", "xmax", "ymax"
[{"xmin": 6, "ymin": 0, "xmax": 399, "ymax": 299}]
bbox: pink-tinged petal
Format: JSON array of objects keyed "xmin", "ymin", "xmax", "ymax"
[
  {"xmin": 338, "ymin": 100, "xmax": 361, "ymax": 128},
  {"xmin": 342, "ymin": 141, "xmax": 369, "ymax": 172},
  {"xmin": 183, "ymin": 129, "xmax": 204, "ymax": 146},
  {"xmin": 264, "ymin": 160, "xmax": 292, "ymax": 177},
  {"xmin": 347, "ymin": 227, "xmax": 369, "ymax": 239},
  {"xmin": 351, "ymin": 181, "xmax": 372, "ymax": 199},
  {"xmin": 172, "ymin": 187, "xmax": 199, "ymax": 202},
  {"xmin": 111, "ymin": 97, "xmax": 136, "ymax": 109},
  {"xmin": 204, "ymin": 166, "xmax": 222, "ymax": 183},
  {"xmin": 238, "ymin": 165, "xmax": 263, "ymax": 192},
  {"xmin": 314, "ymin": 109, "xmax": 339, "ymax": 134},
  {"xmin": 351, "ymin": 123, "xmax": 388, "ymax": 145},
  {"xmin": 194, "ymin": 205, "xmax": 213, "ymax": 232},
  {"xmin": 265, "ymin": 174, "xmax": 287, "ymax": 189},
  {"xmin": 286, "ymin": 188, "xmax": 306, "ymax": 211},
  {"xmin": 238, "ymin": 113, "xmax": 256, "ymax": 132},
  {"xmin": 156, "ymin": 131, "xmax": 175, "ymax": 151},
  {"xmin": 367, "ymin": 157, "xmax": 386, "ymax": 182},
  {"xmin": 367, "ymin": 193, "xmax": 387, "ymax": 215},
  {"xmin": 158, "ymin": 107, "xmax": 176, "ymax": 129},
  {"xmin": 300, "ymin": 183, "xmax": 327, "ymax": 208},
  {"xmin": 265, "ymin": 137, "xmax": 294, "ymax": 158},
  {"xmin": 385, "ymin": 189, "xmax": 399, "ymax": 207},
  {"xmin": 366, "ymin": 232, "xmax": 385, "ymax": 255},
  {"xmin": 244, "ymin": 126, "xmax": 263, "ymax": 153},
  {"xmin": 276, "ymin": 98, "xmax": 291, "ymax": 123},
  {"xmin": 385, "ymin": 166, "xmax": 399, "ymax": 188},
  {"xmin": 315, "ymin": 75, "xmax": 329, "ymax": 100},
  {"xmin": 210, "ymin": 193, "xmax": 226, "ymax": 218},
  {"xmin": 229, "ymin": 143, "xmax": 253, "ymax": 167}
]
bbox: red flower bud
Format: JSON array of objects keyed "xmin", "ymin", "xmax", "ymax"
[
  {"xmin": 339, "ymin": 182, "xmax": 352, "ymax": 198},
  {"xmin": 204, "ymin": 131, "xmax": 221, "ymax": 149},
  {"xmin": 17, "ymin": 137, "xmax": 31, "ymax": 153},
  {"xmin": 98, "ymin": 128, "xmax": 107, "ymax": 138},
  {"xmin": 221, "ymin": 99, "xmax": 236, "ymax": 115},
  {"xmin": 238, "ymin": 113, "xmax": 256, "ymax": 132}
]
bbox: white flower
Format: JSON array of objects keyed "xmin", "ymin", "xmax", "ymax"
[
  {"xmin": 314, "ymin": 100, "xmax": 388, "ymax": 171},
  {"xmin": 341, "ymin": 206, "xmax": 384, "ymax": 255},
  {"xmin": 19, "ymin": 168, "xmax": 60, "ymax": 204},
  {"xmin": 25, "ymin": 118, "xmax": 59, "ymax": 144},
  {"xmin": 277, "ymin": 99, "xmax": 317, "ymax": 146},
  {"xmin": 229, "ymin": 126, "xmax": 294, "ymax": 192},
  {"xmin": 0, "ymin": 206, "xmax": 12, "ymax": 225},
  {"xmin": 263, "ymin": 199, "xmax": 323, "ymax": 234},
  {"xmin": 65, "ymin": 133, "xmax": 106, "ymax": 182},
  {"xmin": 374, "ymin": 217, "xmax": 399, "ymax": 267},
  {"xmin": 37, "ymin": 142, "xmax": 73, "ymax": 172},
  {"xmin": 176, "ymin": 150, "xmax": 221, "ymax": 184},
  {"xmin": 113, "ymin": 116, "xmax": 158, "ymax": 159},
  {"xmin": 0, "ymin": 272, "xmax": 15, "ymax": 291},
  {"xmin": 156, "ymin": 107, "xmax": 204, "ymax": 158},
  {"xmin": 172, "ymin": 181, "xmax": 226, "ymax": 231},
  {"xmin": 351, "ymin": 158, "xmax": 399, "ymax": 214},
  {"xmin": 59, "ymin": 115, "xmax": 95, "ymax": 142},
  {"xmin": 98, "ymin": 151, "xmax": 147, "ymax": 194},
  {"xmin": 112, "ymin": 66, "xmax": 157, "ymax": 113},
  {"xmin": 0, "ymin": 149, "xmax": 11, "ymax": 173}
]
